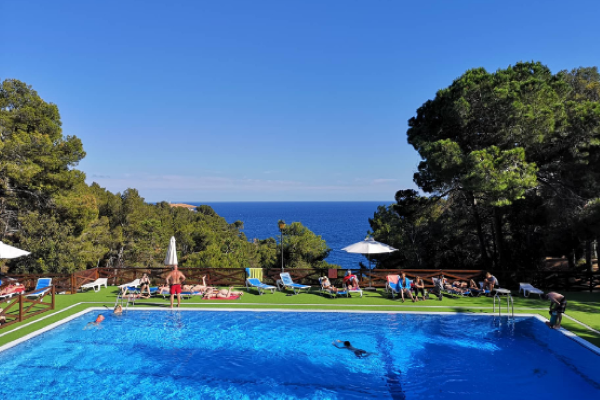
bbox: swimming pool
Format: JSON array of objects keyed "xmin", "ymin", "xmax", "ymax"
[{"xmin": 0, "ymin": 310, "xmax": 599, "ymax": 399}]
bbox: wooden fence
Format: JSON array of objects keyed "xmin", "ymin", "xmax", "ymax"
[
  {"xmin": 0, "ymin": 285, "xmax": 55, "ymax": 329},
  {"xmin": 2, "ymin": 267, "xmax": 599, "ymax": 296}
]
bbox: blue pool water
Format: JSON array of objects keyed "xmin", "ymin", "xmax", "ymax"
[{"xmin": 1, "ymin": 311, "xmax": 599, "ymax": 399}]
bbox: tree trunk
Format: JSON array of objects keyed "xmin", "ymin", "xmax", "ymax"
[
  {"xmin": 468, "ymin": 193, "xmax": 491, "ymax": 268},
  {"xmin": 567, "ymin": 250, "xmax": 576, "ymax": 270},
  {"xmin": 493, "ymin": 207, "xmax": 506, "ymax": 270},
  {"xmin": 585, "ymin": 240, "xmax": 593, "ymax": 274}
]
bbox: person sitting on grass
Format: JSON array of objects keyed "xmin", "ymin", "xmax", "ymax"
[
  {"xmin": 321, "ymin": 276, "xmax": 342, "ymax": 293},
  {"xmin": 203, "ymin": 287, "xmax": 244, "ymax": 299},
  {"xmin": 332, "ymin": 340, "xmax": 373, "ymax": 358}
]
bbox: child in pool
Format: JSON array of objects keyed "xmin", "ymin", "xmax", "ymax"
[{"xmin": 84, "ymin": 314, "xmax": 105, "ymax": 329}]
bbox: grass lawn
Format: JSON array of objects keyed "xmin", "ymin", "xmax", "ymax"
[{"xmin": 1, "ymin": 287, "xmax": 599, "ymax": 349}]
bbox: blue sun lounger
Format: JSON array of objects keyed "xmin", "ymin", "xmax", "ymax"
[
  {"xmin": 246, "ymin": 278, "xmax": 276, "ymax": 295},
  {"xmin": 26, "ymin": 278, "xmax": 52, "ymax": 299},
  {"xmin": 278, "ymin": 272, "xmax": 311, "ymax": 294}
]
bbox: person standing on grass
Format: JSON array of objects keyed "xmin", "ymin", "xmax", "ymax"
[
  {"xmin": 166, "ymin": 265, "xmax": 186, "ymax": 309},
  {"xmin": 543, "ymin": 292, "xmax": 567, "ymax": 329}
]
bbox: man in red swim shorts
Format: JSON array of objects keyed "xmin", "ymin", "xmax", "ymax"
[{"xmin": 166, "ymin": 265, "xmax": 186, "ymax": 309}]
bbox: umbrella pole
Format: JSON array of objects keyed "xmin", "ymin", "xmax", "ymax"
[{"xmin": 365, "ymin": 255, "xmax": 377, "ymax": 291}]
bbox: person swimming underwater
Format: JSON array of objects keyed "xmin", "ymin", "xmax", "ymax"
[{"xmin": 332, "ymin": 340, "xmax": 373, "ymax": 358}]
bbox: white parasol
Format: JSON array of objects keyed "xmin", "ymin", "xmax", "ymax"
[
  {"xmin": 164, "ymin": 236, "xmax": 178, "ymax": 266},
  {"xmin": 342, "ymin": 237, "xmax": 397, "ymax": 289},
  {"xmin": 0, "ymin": 241, "xmax": 30, "ymax": 259}
]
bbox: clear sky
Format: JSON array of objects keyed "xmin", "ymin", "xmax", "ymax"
[{"xmin": 2, "ymin": 0, "xmax": 599, "ymax": 202}]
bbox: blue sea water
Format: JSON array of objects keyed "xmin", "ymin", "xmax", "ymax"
[
  {"xmin": 191, "ymin": 201, "xmax": 389, "ymax": 269},
  {"xmin": 1, "ymin": 310, "xmax": 599, "ymax": 399}
]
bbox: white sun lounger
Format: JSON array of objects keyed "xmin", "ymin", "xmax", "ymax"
[
  {"xmin": 519, "ymin": 282, "xmax": 544, "ymax": 298},
  {"xmin": 118, "ymin": 279, "xmax": 140, "ymax": 289},
  {"xmin": 80, "ymin": 278, "xmax": 108, "ymax": 292}
]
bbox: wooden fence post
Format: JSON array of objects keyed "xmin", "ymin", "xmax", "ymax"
[
  {"xmin": 51, "ymin": 285, "xmax": 55, "ymax": 310},
  {"xmin": 18, "ymin": 294, "xmax": 23, "ymax": 322}
]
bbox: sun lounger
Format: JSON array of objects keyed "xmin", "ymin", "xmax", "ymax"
[
  {"xmin": 435, "ymin": 277, "xmax": 470, "ymax": 297},
  {"xmin": 318, "ymin": 277, "xmax": 348, "ymax": 298},
  {"xmin": 278, "ymin": 272, "xmax": 311, "ymax": 294},
  {"xmin": 386, "ymin": 275, "xmax": 402, "ymax": 299},
  {"xmin": 26, "ymin": 278, "xmax": 52, "ymax": 299},
  {"xmin": 246, "ymin": 278, "xmax": 276, "ymax": 295},
  {"xmin": 80, "ymin": 278, "xmax": 108, "ymax": 293},
  {"xmin": 118, "ymin": 279, "xmax": 140, "ymax": 289},
  {"xmin": 519, "ymin": 283, "xmax": 544, "ymax": 298}
]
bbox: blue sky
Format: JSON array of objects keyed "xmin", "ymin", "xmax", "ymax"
[{"xmin": 2, "ymin": 0, "xmax": 599, "ymax": 202}]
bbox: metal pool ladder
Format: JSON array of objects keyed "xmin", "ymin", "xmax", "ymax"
[{"xmin": 493, "ymin": 288, "xmax": 514, "ymax": 317}]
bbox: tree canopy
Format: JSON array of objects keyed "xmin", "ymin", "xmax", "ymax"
[
  {"xmin": 0, "ymin": 79, "xmax": 339, "ymax": 273},
  {"xmin": 371, "ymin": 62, "xmax": 600, "ymax": 271}
]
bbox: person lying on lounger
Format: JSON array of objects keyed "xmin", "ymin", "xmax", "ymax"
[
  {"xmin": 321, "ymin": 276, "xmax": 342, "ymax": 293},
  {"xmin": 450, "ymin": 280, "xmax": 469, "ymax": 294},
  {"xmin": 183, "ymin": 276, "xmax": 216, "ymax": 294},
  {"xmin": 157, "ymin": 284, "xmax": 170, "ymax": 295},
  {"xmin": 0, "ymin": 284, "xmax": 24, "ymax": 296},
  {"xmin": 332, "ymin": 340, "xmax": 373, "ymax": 358},
  {"xmin": 469, "ymin": 279, "xmax": 484, "ymax": 296},
  {"xmin": 203, "ymin": 287, "xmax": 244, "ymax": 299}
]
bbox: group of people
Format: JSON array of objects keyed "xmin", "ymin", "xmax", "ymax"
[
  {"xmin": 119, "ymin": 266, "xmax": 244, "ymax": 309},
  {"xmin": 429, "ymin": 271, "xmax": 499, "ymax": 299},
  {"xmin": 320, "ymin": 270, "xmax": 360, "ymax": 294}
]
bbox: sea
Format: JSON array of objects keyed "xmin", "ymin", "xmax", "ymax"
[{"xmin": 186, "ymin": 201, "xmax": 390, "ymax": 269}]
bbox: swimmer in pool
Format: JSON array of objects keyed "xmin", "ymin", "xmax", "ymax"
[
  {"xmin": 332, "ymin": 340, "xmax": 373, "ymax": 358},
  {"xmin": 84, "ymin": 314, "xmax": 105, "ymax": 329}
]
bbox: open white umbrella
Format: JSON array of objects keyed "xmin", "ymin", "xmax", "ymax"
[
  {"xmin": 0, "ymin": 241, "xmax": 30, "ymax": 259},
  {"xmin": 164, "ymin": 236, "xmax": 178, "ymax": 266},
  {"xmin": 342, "ymin": 237, "xmax": 397, "ymax": 290}
]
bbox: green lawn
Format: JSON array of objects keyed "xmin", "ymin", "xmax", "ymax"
[{"xmin": 2, "ymin": 287, "xmax": 599, "ymax": 349}]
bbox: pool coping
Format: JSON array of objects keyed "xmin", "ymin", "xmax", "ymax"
[{"xmin": 1, "ymin": 307, "xmax": 599, "ymax": 357}]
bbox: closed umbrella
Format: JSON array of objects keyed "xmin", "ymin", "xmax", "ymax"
[
  {"xmin": 342, "ymin": 237, "xmax": 397, "ymax": 290},
  {"xmin": 0, "ymin": 241, "xmax": 30, "ymax": 259},
  {"xmin": 164, "ymin": 236, "xmax": 178, "ymax": 266}
]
